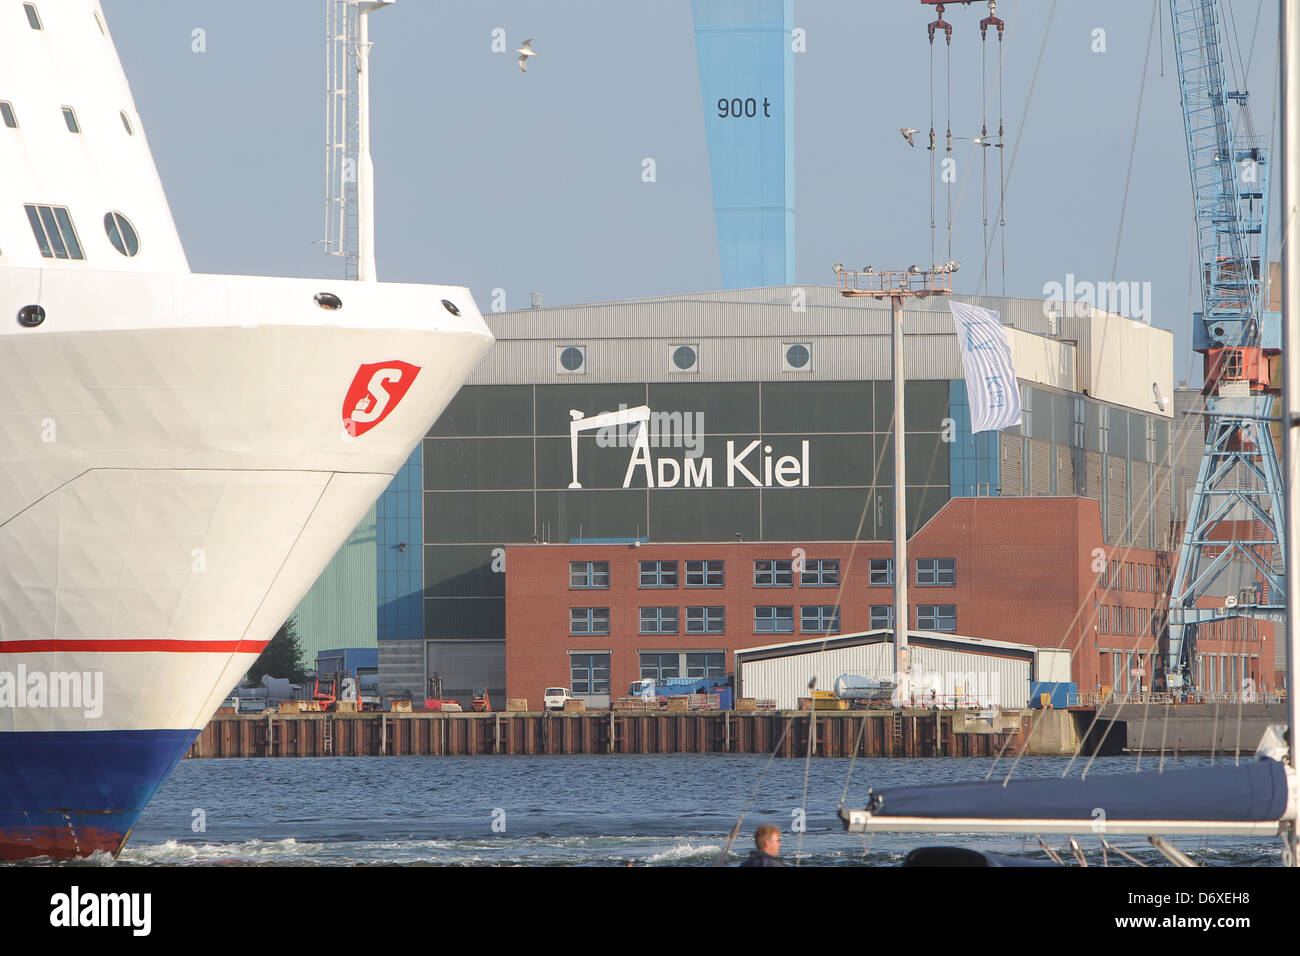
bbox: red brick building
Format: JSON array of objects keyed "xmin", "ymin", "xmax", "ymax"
[{"xmin": 504, "ymin": 497, "xmax": 1272, "ymax": 707}]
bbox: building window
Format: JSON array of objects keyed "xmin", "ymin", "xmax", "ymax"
[
  {"xmin": 23, "ymin": 3, "xmax": 41, "ymax": 29},
  {"xmin": 869, "ymin": 605, "xmax": 894, "ymax": 629},
  {"xmin": 686, "ymin": 606, "xmax": 725, "ymax": 633},
  {"xmin": 869, "ymin": 558, "xmax": 894, "ymax": 586},
  {"xmin": 671, "ymin": 344, "xmax": 698, "ymax": 372},
  {"xmin": 62, "ymin": 106, "xmax": 80, "ymax": 133},
  {"xmin": 639, "ymin": 560, "xmax": 678, "ymax": 588},
  {"xmin": 916, "ymin": 558, "xmax": 956, "ymax": 586},
  {"xmin": 754, "ymin": 606, "xmax": 794, "ymax": 633},
  {"xmin": 639, "ymin": 607, "xmax": 678, "ymax": 634},
  {"xmin": 24, "ymin": 204, "xmax": 84, "ymax": 260},
  {"xmin": 103, "ymin": 211, "xmax": 139, "ymax": 257},
  {"xmin": 1125, "ymin": 563, "xmax": 1133, "ymax": 591},
  {"xmin": 569, "ymin": 560, "xmax": 609, "ymax": 589},
  {"xmin": 570, "ymin": 653, "xmax": 610, "ymax": 695},
  {"xmin": 0, "ymin": 101, "xmax": 17, "ymax": 129},
  {"xmin": 800, "ymin": 558, "xmax": 840, "ymax": 587},
  {"xmin": 801, "ymin": 605, "xmax": 841, "ymax": 634},
  {"xmin": 686, "ymin": 653, "xmax": 725, "ymax": 679},
  {"xmin": 685, "ymin": 560, "xmax": 724, "ymax": 587},
  {"xmin": 783, "ymin": 343, "xmax": 812, "ymax": 371},
  {"xmin": 570, "ymin": 607, "xmax": 610, "ymax": 635},
  {"xmin": 754, "ymin": 559, "xmax": 793, "ymax": 587},
  {"xmin": 917, "ymin": 605, "xmax": 956, "ymax": 632},
  {"xmin": 557, "ymin": 345, "xmax": 586, "ymax": 373},
  {"xmin": 640, "ymin": 653, "xmax": 680, "ymax": 681}
]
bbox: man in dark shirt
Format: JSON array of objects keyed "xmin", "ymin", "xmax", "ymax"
[{"xmin": 740, "ymin": 823, "xmax": 785, "ymax": 866}]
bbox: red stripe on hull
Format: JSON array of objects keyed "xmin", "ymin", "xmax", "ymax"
[{"xmin": 0, "ymin": 639, "xmax": 268, "ymax": 653}]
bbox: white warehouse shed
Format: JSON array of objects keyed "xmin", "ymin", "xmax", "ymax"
[{"xmin": 735, "ymin": 631, "xmax": 1055, "ymax": 710}]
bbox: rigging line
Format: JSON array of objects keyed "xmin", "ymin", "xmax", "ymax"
[
  {"xmin": 837, "ymin": 715, "xmax": 871, "ymax": 809},
  {"xmin": 981, "ymin": 20, "xmax": 990, "ymax": 292},
  {"xmin": 944, "ymin": 1, "xmax": 1024, "ymax": 291},
  {"xmin": 978, "ymin": 0, "xmax": 1058, "ymax": 290},
  {"xmin": 1108, "ymin": 0, "xmax": 1160, "ymax": 286},
  {"xmin": 1157, "ymin": 0, "xmax": 1166, "ymax": 77},
  {"xmin": 1081, "ymin": 633, "xmax": 1162, "ymax": 780},
  {"xmin": 931, "ymin": 39, "xmax": 938, "ymax": 270},
  {"xmin": 1244, "ymin": 0, "xmax": 1265, "ymax": 76},
  {"xmin": 798, "ymin": 677, "xmax": 816, "ymax": 866},
  {"xmin": 997, "ymin": 23, "xmax": 1006, "ymax": 294},
  {"xmin": 946, "ymin": 33, "xmax": 954, "ymax": 264},
  {"xmin": 712, "ymin": 719, "xmax": 790, "ymax": 867}
]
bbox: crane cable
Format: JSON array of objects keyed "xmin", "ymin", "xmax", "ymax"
[{"xmin": 930, "ymin": 37, "xmax": 938, "ymax": 269}]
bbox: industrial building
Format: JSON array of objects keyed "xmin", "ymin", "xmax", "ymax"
[
  {"xmin": 731, "ymin": 631, "xmax": 1071, "ymax": 711},
  {"xmin": 368, "ymin": 282, "xmax": 1268, "ymax": 710}
]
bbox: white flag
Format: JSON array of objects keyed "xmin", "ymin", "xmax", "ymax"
[{"xmin": 948, "ymin": 301, "xmax": 1022, "ymax": 433}]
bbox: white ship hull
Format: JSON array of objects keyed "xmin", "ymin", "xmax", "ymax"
[{"xmin": 0, "ymin": 267, "xmax": 492, "ymax": 856}]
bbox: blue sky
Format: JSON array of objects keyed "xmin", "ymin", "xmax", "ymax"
[{"xmin": 102, "ymin": 1, "xmax": 1281, "ymax": 382}]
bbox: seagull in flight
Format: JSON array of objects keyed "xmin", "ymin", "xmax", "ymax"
[
  {"xmin": 900, "ymin": 128, "xmax": 919, "ymax": 147},
  {"xmin": 516, "ymin": 39, "xmax": 538, "ymax": 72}
]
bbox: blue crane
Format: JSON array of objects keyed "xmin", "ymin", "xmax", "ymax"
[{"xmin": 1165, "ymin": 0, "xmax": 1285, "ymax": 693}]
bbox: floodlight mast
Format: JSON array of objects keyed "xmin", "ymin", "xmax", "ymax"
[{"xmin": 838, "ymin": 266, "xmax": 954, "ymax": 701}]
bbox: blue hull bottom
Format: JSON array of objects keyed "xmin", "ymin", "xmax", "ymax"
[{"xmin": 0, "ymin": 729, "xmax": 198, "ymax": 860}]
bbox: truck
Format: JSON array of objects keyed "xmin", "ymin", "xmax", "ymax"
[{"xmin": 833, "ymin": 674, "xmax": 897, "ymax": 709}]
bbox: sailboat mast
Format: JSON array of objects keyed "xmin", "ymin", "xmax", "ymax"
[{"xmin": 1280, "ymin": 0, "xmax": 1299, "ymax": 865}]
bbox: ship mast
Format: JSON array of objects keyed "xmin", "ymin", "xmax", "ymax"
[
  {"xmin": 325, "ymin": 1, "xmax": 395, "ymax": 281},
  {"xmin": 1280, "ymin": 0, "xmax": 1299, "ymax": 868}
]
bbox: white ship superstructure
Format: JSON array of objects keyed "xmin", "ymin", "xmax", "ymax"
[{"xmin": 0, "ymin": 0, "xmax": 492, "ymax": 858}]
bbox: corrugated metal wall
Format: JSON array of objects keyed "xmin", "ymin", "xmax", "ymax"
[
  {"xmin": 1000, "ymin": 434, "xmax": 1023, "ymax": 495},
  {"xmin": 1130, "ymin": 461, "xmax": 1151, "ymax": 547},
  {"xmin": 737, "ymin": 641, "xmax": 1030, "ymax": 709},
  {"xmin": 1056, "ymin": 446, "xmax": 1075, "ymax": 497},
  {"xmin": 379, "ymin": 639, "xmax": 425, "ymax": 697},
  {"xmin": 1029, "ymin": 439, "xmax": 1051, "ymax": 496},
  {"xmin": 471, "ymin": 289, "xmax": 1170, "ymax": 422},
  {"xmin": 1085, "ymin": 451, "xmax": 1104, "ymax": 507},
  {"xmin": 1107, "ymin": 457, "xmax": 1128, "ymax": 544}
]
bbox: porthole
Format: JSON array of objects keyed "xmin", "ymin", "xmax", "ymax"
[
  {"xmin": 314, "ymin": 292, "xmax": 342, "ymax": 310},
  {"xmin": 18, "ymin": 305, "xmax": 45, "ymax": 328},
  {"xmin": 558, "ymin": 345, "xmax": 586, "ymax": 373},
  {"xmin": 784, "ymin": 343, "xmax": 811, "ymax": 371},
  {"xmin": 23, "ymin": 3, "xmax": 41, "ymax": 30},
  {"xmin": 671, "ymin": 344, "xmax": 698, "ymax": 372},
  {"xmin": 62, "ymin": 107, "xmax": 80, "ymax": 133},
  {"xmin": 0, "ymin": 101, "xmax": 17, "ymax": 129},
  {"xmin": 441, "ymin": 298, "xmax": 461, "ymax": 316},
  {"xmin": 94, "ymin": 10, "xmax": 106, "ymax": 35},
  {"xmin": 103, "ymin": 212, "xmax": 139, "ymax": 257},
  {"xmin": 120, "ymin": 111, "xmax": 133, "ymax": 135}
]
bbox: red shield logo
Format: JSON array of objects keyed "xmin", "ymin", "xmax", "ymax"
[{"xmin": 342, "ymin": 361, "xmax": 421, "ymax": 437}]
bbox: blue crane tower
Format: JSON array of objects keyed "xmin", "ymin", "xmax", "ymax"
[{"xmin": 1165, "ymin": 0, "xmax": 1285, "ymax": 692}]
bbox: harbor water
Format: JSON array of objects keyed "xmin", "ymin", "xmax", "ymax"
[{"xmin": 24, "ymin": 753, "xmax": 1285, "ymax": 866}]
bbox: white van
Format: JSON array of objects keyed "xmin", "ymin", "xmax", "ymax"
[{"xmin": 543, "ymin": 687, "xmax": 575, "ymax": 711}]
